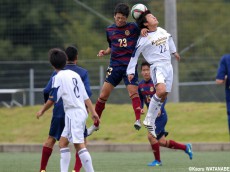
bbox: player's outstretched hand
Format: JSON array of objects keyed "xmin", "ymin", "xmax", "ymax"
[
  {"xmin": 36, "ymin": 110, "xmax": 44, "ymax": 119},
  {"xmin": 128, "ymin": 74, "xmax": 134, "ymax": 83},
  {"xmin": 97, "ymin": 50, "xmax": 105, "ymax": 57},
  {"xmin": 141, "ymin": 28, "xmax": 149, "ymax": 37}
]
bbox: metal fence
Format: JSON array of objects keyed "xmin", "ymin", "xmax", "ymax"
[
  {"xmin": 0, "ymin": 60, "xmax": 225, "ymax": 107},
  {"xmin": 0, "ymin": 0, "xmax": 229, "ymax": 106}
]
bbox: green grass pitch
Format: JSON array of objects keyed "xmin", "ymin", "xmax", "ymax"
[
  {"xmin": 0, "ymin": 103, "xmax": 229, "ymax": 143},
  {"xmin": 0, "ymin": 151, "xmax": 229, "ymax": 172}
]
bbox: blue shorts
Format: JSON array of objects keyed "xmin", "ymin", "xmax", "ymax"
[
  {"xmin": 49, "ymin": 117, "xmax": 88, "ymax": 141},
  {"xmin": 49, "ymin": 117, "xmax": 65, "ymax": 141},
  {"xmin": 155, "ymin": 112, "xmax": 168, "ymax": 140},
  {"xmin": 105, "ymin": 65, "xmax": 139, "ymax": 87}
]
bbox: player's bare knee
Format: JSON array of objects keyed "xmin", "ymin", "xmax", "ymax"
[
  {"xmin": 44, "ymin": 137, "xmax": 56, "ymax": 148},
  {"xmin": 59, "ymin": 137, "xmax": 69, "ymax": 148},
  {"xmin": 147, "ymin": 134, "xmax": 152, "ymax": 141},
  {"xmin": 99, "ymin": 92, "xmax": 109, "ymax": 101},
  {"xmin": 74, "ymin": 143, "xmax": 85, "ymax": 152},
  {"xmin": 129, "ymin": 92, "xmax": 138, "ymax": 99},
  {"xmin": 156, "ymin": 90, "xmax": 166, "ymax": 98},
  {"xmin": 148, "ymin": 133, "xmax": 157, "ymax": 144},
  {"xmin": 159, "ymin": 140, "xmax": 167, "ymax": 147},
  {"xmin": 44, "ymin": 140, "xmax": 55, "ymax": 148},
  {"xmin": 156, "ymin": 85, "xmax": 166, "ymax": 97},
  {"xmin": 59, "ymin": 142, "xmax": 68, "ymax": 149}
]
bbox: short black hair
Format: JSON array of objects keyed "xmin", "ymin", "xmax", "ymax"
[
  {"xmin": 141, "ymin": 60, "xmax": 150, "ymax": 70},
  {"xmin": 65, "ymin": 46, "xmax": 78, "ymax": 61},
  {"xmin": 114, "ymin": 3, "xmax": 129, "ymax": 17},
  {"xmin": 136, "ymin": 10, "xmax": 151, "ymax": 29},
  {"xmin": 48, "ymin": 48, "xmax": 67, "ymax": 70}
]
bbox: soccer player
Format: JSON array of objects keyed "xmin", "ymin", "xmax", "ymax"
[
  {"xmin": 38, "ymin": 46, "xmax": 92, "ymax": 172},
  {"xmin": 139, "ymin": 61, "xmax": 193, "ymax": 166},
  {"xmin": 87, "ymin": 3, "xmax": 143, "ymax": 135},
  {"xmin": 216, "ymin": 54, "xmax": 230, "ymax": 135},
  {"xmin": 127, "ymin": 10, "xmax": 180, "ymax": 137},
  {"xmin": 36, "ymin": 48, "xmax": 99, "ymax": 172}
]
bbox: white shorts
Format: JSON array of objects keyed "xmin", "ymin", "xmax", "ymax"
[
  {"xmin": 150, "ymin": 62, "xmax": 173, "ymax": 93},
  {"xmin": 61, "ymin": 108, "xmax": 87, "ymax": 144}
]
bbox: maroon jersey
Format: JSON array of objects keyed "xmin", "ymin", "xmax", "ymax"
[{"xmin": 106, "ymin": 22, "xmax": 140, "ymax": 66}]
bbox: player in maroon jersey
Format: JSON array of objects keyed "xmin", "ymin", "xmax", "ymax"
[
  {"xmin": 139, "ymin": 61, "xmax": 193, "ymax": 166},
  {"xmin": 88, "ymin": 3, "xmax": 144, "ymax": 135}
]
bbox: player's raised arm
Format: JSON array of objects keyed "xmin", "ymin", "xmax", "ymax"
[
  {"xmin": 140, "ymin": 28, "xmax": 149, "ymax": 37},
  {"xmin": 127, "ymin": 42, "xmax": 142, "ymax": 78},
  {"xmin": 168, "ymin": 36, "xmax": 180, "ymax": 61}
]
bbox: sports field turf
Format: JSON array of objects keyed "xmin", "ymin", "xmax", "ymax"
[
  {"xmin": 0, "ymin": 151, "xmax": 229, "ymax": 172},
  {"xmin": 0, "ymin": 103, "xmax": 229, "ymax": 143}
]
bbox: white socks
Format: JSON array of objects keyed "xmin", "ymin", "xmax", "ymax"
[
  {"xmin": 145, "ymin": 94, "xmax": 162, "ymax": 125},
  {"xmin": 60, "ymin": 147, "xmax": 71, "ymax": 172},
  {"xmin": 78, "ymin": 148, "xmax": 94, "ymax": 172},
  {"xmin": 60, "ymin": 147, "xmax": 94, "ymax": 172}
]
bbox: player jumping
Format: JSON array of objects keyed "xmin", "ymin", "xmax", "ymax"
[{"xmin": 127, "ymin": 10, "xmax": 180, "ymax": 137}]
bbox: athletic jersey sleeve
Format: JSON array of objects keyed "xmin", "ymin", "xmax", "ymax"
[
  {"xmin": 43, "ymin": 71, "xmax": 57, "ymax": 103},
  {"xmin": 168, "ymin": 36, "xmax": 177, "ymax": 54},
  {"xmin": 43, "ymin": 78, "xmax": 52, "ymax": 103},
  {"xmin": 127, "ymin": 37, "xmax": 143, "ymax": 75},
  {"xmin": 82, "ymin": 71, "xmax": 92, "ymax": 97},
  {"xmin": 49, "ymin": 75, "xmax": 62, "ymax": 103},
  {"xmin": 106, "ymin": 30, "xmax": 111, "ymax": 48},
  {"xmin": 216, "ymin": 56, "xmax": 227, "ymax": 80}
]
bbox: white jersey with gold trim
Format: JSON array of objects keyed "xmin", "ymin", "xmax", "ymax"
[{"xmin": 127, "ymin": 27, "xmax": 176, "ymax": 75}]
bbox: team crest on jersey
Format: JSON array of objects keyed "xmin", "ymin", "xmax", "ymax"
[
  {"xmin": 125, "ymin": 30, "xmax": 130, "ymax": 36},
  {"xmin": 150, "ymin": 86, "xmax": 154, "ymax": 92}
]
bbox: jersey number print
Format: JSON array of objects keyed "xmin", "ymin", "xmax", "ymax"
[
  {"xmin": 118, "ymin": 38, "xmax": 127, "ymax": 47},
  {"xmin": 72, "ymin": 78, "xmax": 80, "ymax": 98},
  {"xmin": 159, "ymin": 44, "xmax": 167, "ymax": 53}
]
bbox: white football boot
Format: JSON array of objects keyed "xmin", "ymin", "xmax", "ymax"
[
  {"xmin": 87, "ymin": 125, "xmax": 99, "ymax": 136},
  {"xmin": 134, "ymin": 119, "xmax": 141, "ymax": 130}
]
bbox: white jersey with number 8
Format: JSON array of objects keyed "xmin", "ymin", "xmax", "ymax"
[{"xmin": 52, "ymin": 69, "xmax": 89, "ymax": 143}]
